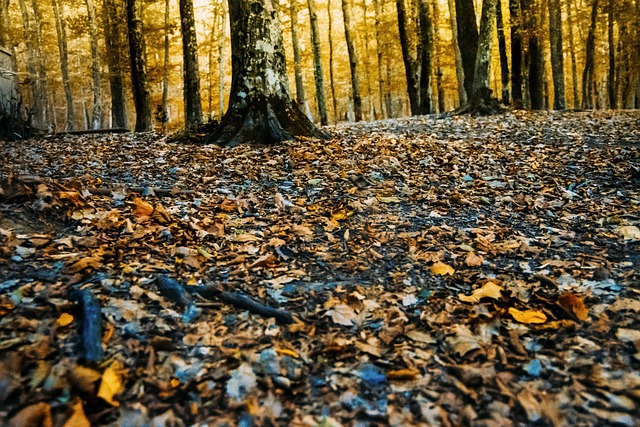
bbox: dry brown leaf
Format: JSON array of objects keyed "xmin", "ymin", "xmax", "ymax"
[
  {"xmin": 615, "ymin": 225, "xmax": 640, "ymax": 241},
  {"xmin": 465, "ymin": 252, "xmax": 484, "ymax": 267},
  {"xmin": 557, "ymin": 292, "xmax": 588, "ymax": 320},
  {"xmin": 326, "ymin": 304, "xmax": 357, "ymax": 326},
  {"xmin": 509, "ymin": 308, "xmax": 547, "ymax": 324},
  {"xmin": 131, "ymin": 197, "xmax": 154, "ymax": 223},
  {"xmin": 387, "ymin": 369, "xmax": 420, "ymax": 380},
  {"xmin": 459, "ymin": 281, "xmax": 503, "ymax": 303},
  {"xmin": 9, "ymin": 402, "xmax": 53, "ymax": 427},
  {"xmin": 68, "ymin": 257, "xmax": 102, "ymax": 273}
]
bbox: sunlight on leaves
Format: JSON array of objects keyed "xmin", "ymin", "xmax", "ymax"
[
  {"xmin": 509, "ymin": 308, "xmax": 547, "ymax": 324},
  {"xmin": 459, "ymin": 281, "xmax": 503, "ymax": 304},
  {"xmin": 430, "ymin": 262, "xmax": 455, "ymax": 276}
]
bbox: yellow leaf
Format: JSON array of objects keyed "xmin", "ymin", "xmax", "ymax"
[
  {"xmin": 557, "ymin": 292, "xmax": 588, "ymax": 321},
  {"xmin": 465, "ymin": 252, "xmax": 484, "ymax": 267},
  {"xmin": 430, "ymin": 262, "xmax": 455, "ymax": 276},
  {"xmin": 459, "ymin": 281, "xmax": 503, "ymax": 303},
  {"xmin": 57, "ymin": 313, "xmax": 74, "ymax": 327},
  {"xmin": 275, "ymin": 348, "xmax": 299, "ymax": 358},
  {"xmin": 509, "ymin": 307, "xmax": 547, "ymax": 324},
  {"xmin": 377, "ymin": 196, "xmax": 401, "ymax": 204},
  {"xmin": 197, "ymin": 246, "xmax": 215, "ymax": 260},
  {"xmin": 97, "ymin": 361, "xmax": 124, "ymax": 407},
  {"xmin": 63, "ymin": 400, "xmax": 90, "ymax": 427},
  {"xmin": 387, "ymin": 369, "xmax": 420, "ymax": 380},
  {"xmin": 131, "ymin": 197, "xmax": 154, "ymax": 223}
]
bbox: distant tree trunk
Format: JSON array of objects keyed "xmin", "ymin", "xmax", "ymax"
[
  {"xmin": 103, "ymin": 0, "xmax": 128, "ymax": 128},
  {"xmin": 290, "ymin": 0, "xmax": 306, "ymax": 106},
  {"xmin": 447, "ymin": 0, "xmax": 467, "ymax": 106},
  {"xmin": 219, "ymin": 0, "xmax": 228, "ymax": 121},
  {"xmin": 396, "ymin": 0, "xmax": 420, "ymax": 115},
  {"xmin": 522, "ymin": 0, "xmax": 543, "ymax": 110},
  {"xmin": 548, "ymin": 0, "xmax": 565, "ymax": 109},
  {"xmin": 472, "ymin": 0, "xmax": 497, "ymax": 94},
  {"xmin": 308, "ymin": 0, "xmax": 329, "ymax": 125},
  {"xmin": 582, "ymin": 0, "xmax": 598, "ymax": 109},
  {"xmin": 431, "ymin": 0, "xmax": 445, "ymax": 112},
  {"xmin": 0, "ymin": 0, "xmax": 6, "ymax": 48},
  {"xmin": 328, "ymin": 0, "xmax": 338, "ymax": 123},
  {"xmin": 496, "ymin": 0, "xmax": 510, "ymax": 103},
  {"xmin": 52, "ymin": 0, "xmax": 74, "ymax": 131},
  {"xmin": 179, "ymin": 0, "xmax": 203, "ymax": 124},
  {"xmin": 341, "ymin": 0, "xmax": 363, "ymax": 121},
  {"xmin": 18, "ymin": 0, "xmax": 46, "ymax": 129},
  {"xmin": 417, "ymin": 0, "xmax": 433, "ymax": 114},
  {"xmin": 85, "ymin": 0, "xmax": 103, "ymax": 129},
  {"xmin": 509, "ymin": 0, "xmax": 524, "ymax": 107},
  {"xmin": 361, "ymin": 0, "xmax": 374, "ymax": 120},
  {"xmin": 566, "ymin": 0, "xmax": 579, "ymax": 109},
  {"xmin": 161, "ymin": 0, "xmax": 170, "ymax": 133},
  {"xmin": 607, "ymin": 0, "xmax": 615, "ymax": 109},
  {"xmin": 373, "ymin": 0, "xmax": 388, "ymax": 117},
  {"xmin": 30, "ymin": 0, "xmax": 55, "ymax": 128},
  {"xmin": 127, "ymin": 0, "xmax": 153, "ymax": 131},
  {"xmin": 206, "ymin": 0, "xmax": 328, "ymax": 146},
  {"xmin": 455, "ymin": 0, "xmax": 478, "ymax": 99}
]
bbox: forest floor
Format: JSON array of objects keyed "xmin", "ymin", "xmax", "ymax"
[{"xmin": 0, "ymin": 110, "xmax": 639, "ymax": 426}]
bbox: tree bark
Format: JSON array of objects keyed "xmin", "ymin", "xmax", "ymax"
[
  {"xmin": 308, "ymin": 0, "xmax": 328, "ymax": 125},
  {"xmin": 472, "ymin": 0, "xmax": 497, "ymax": 94},
  {"xmin": 373, "ymin": 0, "xmax": 387, "ymax": 117},
  {"xmin": 85, "ymin": 0, "xmax": 103, "ymax": 129},
  {"xmin": 431, "ymin": 0, "xmax": 445, "ymax": 112},
  {"xmin": 361, "ymin": 0, "xmax": 374, "ymax": 120},
  {"xmin": 161, "ymin": 0, "xmax": 170, "ymax": 133},
  {"xmin": 180, "ymin": 0, "xmax": 203, "ymax": 124},
  {"xmin": 566, "ymin": 0, "xmax": 579, "ymax": 109},
  {"xmin": 418, "ymin": 0, "xmax": 433, "ymax": 114},
  {"xmin": 290, "ymin": 0, "xmax": 306, "ymax": 107},
  {"xmin": 447, "ymin": 0, "xmax": 467, "ymax": 107},
  {"xmin": 103, "ymin": 0, "xmax": 128, "ymax": 128},
  {"xmin": 396, "ymin": 0, "xmax": 420, "ymax": 115},
  {"xmin": 607, "ymin": 0, "xmax": 615, "ymax": 109},
  {"xmin": 219, "ymin": 0, "xmax": 228, "ymax": 121},
  {"xmin": 582, "ymin": 0, "xmax": 598, "ymax": 109},
  {"xmin": 205, "ymin": 0, "xmax": 328, "ymax": 146},
  {"xmin": 327, "ymin": 0, "xmax": 338, "ymax": 123},
  {"xmin": 522, "ymin": 0, "xmax": 543, "ymax": 110},
  {"xmin": 548, "ymin": 0, "xmax": 565, "ymax": 109},
  {"xmin": 52, "ymin": 0, "xmax": 74, "ymax": 131},
  {"xmin": 127, "ymin": 0, "xmax": 153, "ymax": 131},
  {"xmin": 454, "ymin": 0, "xmax": 478, "ymax": 100},
  {"xmin": 496, "ymin": 0, "xmax": 510, "ymax": 103},
  {"xmin": 509, "ymin": 0, "xmax": 524, "ymax": 108},
  {"xmin": 341, "ymin": 0, "xmax": 363, "ymax": 121}
]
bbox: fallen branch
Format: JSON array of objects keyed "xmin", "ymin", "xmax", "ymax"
[
  {"xmin": 155, "ymin": 275, "xmax": 201, "ymax": 322},
  {"xmin": 71, "ymin": 289, "xmax": 103, "ymax": 364}
]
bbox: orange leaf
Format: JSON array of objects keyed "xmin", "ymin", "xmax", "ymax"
[
  {"xmin": 57, "ymin": 313, "xmax": 74, "ymax": 327},
  {"xmin": 131, "ymin": 197, "xmax": 154, "ymax": 223},
  {"xmin": 387, "ymin": 369, "xmax": 420, "ymax": 380},
  {"xmin": 430, "ymin": 262, "xmax": 455, "ymax": 276},
  {"xmin": 465, "ymin": 252, "xmax": 484, "ymax": 267},
  {"xmin": 509, "ymin": 307, "xmax": 547, "ymax": 324},
  {"xmin": 557, "ymin": 292, "xmax": 588, "ymax": 321},
  {"xmin": 459, "ymin": 281, "xmax": 503, "ymax": 303}
]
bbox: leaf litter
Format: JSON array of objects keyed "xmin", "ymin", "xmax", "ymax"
[{"xmin": 0, "ymin": 110, "xmax": 639, "ymax": 425}]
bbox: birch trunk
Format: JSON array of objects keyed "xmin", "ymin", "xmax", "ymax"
[
  {"xmin": 18, "ymin": 0, "xmax": 46, "ymax": 129},
  {"xmin": 180, "ymin": 0, "xmax": 203, "ymax": 124},
  {"xmin": 308, "ymin": 0, "xmax": 328, "ymax": 125},
  {"xmin": 86, "ymin": 0, "xmax": 104, "ymax": 129},
  {"xmin": 127, "ymin": 0, "xmax": 153, "ymax": 131},
  {"xmin": 52, "ymin": 0, "xmax": 75, "ymax": 131},
  {"xmin": 341, "ymin": 0, "xmax": 363, "ymax": 121}
]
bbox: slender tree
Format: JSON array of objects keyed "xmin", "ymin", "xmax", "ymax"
[
  {"xmin": 86, "ymin": 0, "xmax": 104, "ymax": 129},
  {"xmin": 18, "ymin": 0, "xmax": 47, "ymax": 129},
  {"xmin": 127, "ymin": 0, "xmax": 153, "ymax": 131},
  {"xmin": 161, "ymin": 0, "xmax": 170, "ymax": 133},
  {"xmin": 582, "ymin": 0, "xmax": 598, "ymax": 109},
  {"xmin": 103, "ymin": 0, "xmax": 128, "ymax": 128},
  {"xmin": 496, "ymin": 0, "xmax": 510, "ymax": 103},
  {"xmin": 219, "ymin": 0, "xmax": 228, "ymax": 120},
  {"xmin": 522, "ymin": 0, "xmax": 544, "ymax": 110},
  {"xmin": 454, "ymin": 0, "xmax": 478, "ymax": 99},
  {"xmin": 290, "ymin": 0, "xmax": 306, "ymax": 107},
  {"xmin": 566, "ymin": 0, "xmax": 579, "ymax": 108},
  {"xmin": 396, "ymin": 0, "xmax": 420, "ymax": 115},
  {"xmin": 52, "ymin": 0, "xmax": 74, "ymax": 130},
  {"xmin": 509, "ymin": 0, "xmax": 524, "ymax": 107},
  {"xmin": 607, "ymin": 0, "xmax": 615, "ymax": 108},
  {"xmin": 548, "ymin": 0, "xmax": 565, "ymax": 109},
  {"xmin": 206, "ymin": 0, "xmax": 328, "ymax": 146},
  {"xmin": 431, "ymin": 0, "xmax": 445, "ymax": 112},
  {"xmin": 447, "ymin": 0, "xmax": 467, "ymax": 106},
  {"xmin": 308, "ymin": 0, "xmax": 328, "ymax": 125},
  {"xmin": 418, "ymin": 0, "xmax": 433, "ymax": 114},
  {"xmin": 180, "ymin": 0, "xmax": 203, "ymax": 124},
  {"xmin": 373, "ymin": 0, "xmax": 387, "ymax": 116},
  {"xmin": 327, "ymin": 0, "xmax": 338, "ymax": 122},
  {"xmin": 341, "ymin": 0, "xmax": 363, "ymax": 121}
]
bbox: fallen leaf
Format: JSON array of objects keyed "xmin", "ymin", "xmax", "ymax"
[
  {"xmin": 459, "ymin": 281, "xmax": 503, "ymax": 303},
  {"xmin": 326, "ymin": 304, "xmax": 357, "ymax": 326},
  {"xmin": 377, "ymin": 195, "xmax": 401, "ymax": 203},
  {"xmin": 465, "ymin": 252, "xmax": 484, "ymax": 267},
  {"xmin": 430, "ymin": 262, "xmax": 455, "ymax": 276},
  {"xmin": 63, "ymin": 400, "xmax": 90, "ymax": 427},
  {"xmin": 131, "ymin": 197, "xmax": 154, "ymax": 223},
  {"xmin": 509, "ymin": 308, "xmax": 547, "ymax": 324},
  {"xmin": 97, "ymin": 361, "xmax": 124, "ymax": 407},
  {"xmin": 387, "ymin": 369, "xmax": 420, "ymax": 380},
  {"xmin": 616, "ymin": 328, "xmax": 640, "ymax": 342},
  {"xmin": 615, "ymin": 225, "xmax": 640, "ymax": 241},
  {"xmin": 8, "ymin": 402, "xmax": 53, "ymax": 427},
  {"xmin": 226, "ymin": 363, "xmax": 257, "ymax": 402},
  {"xmin": 557, "ymin": 292, "xmax": 588, "ymax": 320},
  {"xmin": 57, "ymin": 313, "xmax": 74, "ymax": 327}
]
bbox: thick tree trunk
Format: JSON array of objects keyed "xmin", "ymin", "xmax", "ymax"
[
  {"xmin": 509, "ymin": 0, "xmax": 524, "ymax": 108},
  {"xmin": 161, "ymin": 0, "xmax": 170, "ymax": 133},
  {"xmin": 496, "ymin": 0, "xmax": 510, "ymax": 103},
  {"xmin": 308, "ymin": 0, "xmax": 328, "ymax": 125},
  {"xmin": 582, "ymin": 0, "xmax": 598, "ymax": 109},
  {"xmin": 328, "ymin": 0, "xmax": 338, "ymax": 123},
  {"xmin": 103, "ymin": 0, "xmax": 128, "ymax": 128},
  {"xmin": 396, "ymin": 0, "xmax": 420, "ymax": 115},
  {"xmin": 472, "ymin": 0, "xmax": 497, "ymax": 94},
  {"xmin": 206, "ymin": 0, "xmax": 328, "ymax": 146},
  {"xmin": 52, "ymin": 0, "xmax": 75, "ymax": 131},
  {"xmin": 566, "ymin": 0, "xmax": 579, "ymax": 109},
  {"xmin": 180, "ymin": 0, "xmax": 203, "ymax": 124},
  {"xmin": 290, "ymin": 0, "xmax": 306, "ymax": 107},
  {"xmin": 418, "ymin": 0, "xmax": 433, "ymax": 114},
  {"xmin": 85, "ymin": 0, "xmax": 103, "ymax": 129},
  {"xmin": 341, "ymin": 0, "xmax": 363, "ymax": 121},
  {"xmin": 607, "ymin": 0, "xmax": 615, "ymax": 109},
  {"xmin": 127, "ymin": 0, "xmax": 153, "ymax": 131},
  {"xmin": 454, "ymin": 0, "xmax": 478, "ymax": 100},
  {"xmin": 447, "ymin": 0, "xmax": 467, "ymax": 107},
  {"xmin": 373, "ymin": 0, "xmax": 387, "ymax": 117},
  {"xmin": 548, "ymin": 0, "xmax": 565, "ymax": 109}
]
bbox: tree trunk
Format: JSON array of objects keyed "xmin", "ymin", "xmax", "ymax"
[
  {"xmin": 52, "ymin": 0, "xmax": 75, "ymax": 131},
  {"xmin": 85, "ymin": 0, "xmax": 103, "ymax": 129},
  {"xmin": 180, "ymin": 0, "xmax": 203, "ymax": 124},
  {"xmin": 431, "ymin": 0, "xmax": 445, "ymax": 112},
  {"xmin": 341, "ymin": 0, "xmax": 363, "ymax": 121},
  {"xmin": 361, "ymin": 0, "xmax": 374, "ymax": 120},
  {"xmin": 373, "ymin": 0, "xmax": 387, "ymax": 117},
  {"xmin": 127, "ymin": 0, "xmax": 153, "ymax": 131},
  {"xmin": 18, "ymin": 0, "xmax": 47, "ymax": 129},
  {"xmin": 566, "ymin": 0, "xmax": 579, "ymax": 109},
  {"xmin": 418, "ymin": 0, "xmax": 433, "ymax": 114},
  {"xmin": 103, "ymin": 0, "xmax": 128, "ymax": 128},
  {"xmin": 607, "ymin": 0, "xmax": 615, "ymax": 109},
  {"xmin": 522, "ymin": 0, "xmax": 543, "ymax": 110},
  {"xmin": 161, "ymin": 0, "xmax": 170, "ymax": 133},
  {"xmin": 472, "ymin": 0, "xmax": 497, "ymax": 94},
  {"xmin": 447, "ymin": 0, "xmax": 467, "ymax": 107},
  {"xmin": 582, "ymin": 0, "xmax": 598, "ymax": 109},
  {"xmin": 290, "ymin": 0, "xmax": 306, "ymax": 107},
  {"xmin": 509, "ymin": 0, "xmax": 524, "ymax": 108},
  {"xmin": 219, "ymin": 0, "xmax": 228, "ymax": 121},
  {"xmin": 308, "ymin": 0, "xmax": 328, "ymax": 125},
  {"xmin": 328, "ymin": 0, "xmax": 338, "ymax": 123},
  {"xmin": 454, "ymin": 0, "xmax": 478, "ymax": 99},
  {"xmin": 496, "ymin": 0, "xmax": 510, "ymax": 103},
  {"xmin": 205, "ymin": 0, "xmax": 329, "ymax": 146},
  {"xmin": 548, "ymin": 0, "xmax": 565, "ymax": 109},
  {"xmin": 396, "ymin": 0, "xmax": 420, "ymax": 115}
]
